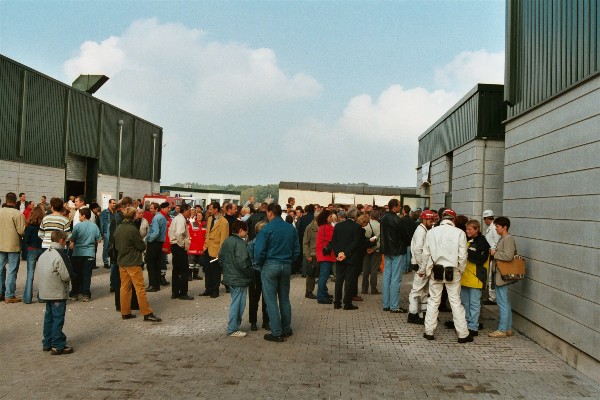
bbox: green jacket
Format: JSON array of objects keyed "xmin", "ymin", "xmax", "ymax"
[
  {"xmin": 114, "ymin": 221, "xmax": 146, "ymax": 267},
  {"xmin": 219, "ymin": 234, "xmax": 253, "ymax": 287}
]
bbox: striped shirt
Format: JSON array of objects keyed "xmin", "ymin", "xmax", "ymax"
[{"xmin": 38, "ymin": 214, "xmax": 71, "ymax": 249}]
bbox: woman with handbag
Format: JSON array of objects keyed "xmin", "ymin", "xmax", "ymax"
[
  {"xmin": 315, "ymin": 210, "xmax": 335, "ymax": 304},
  {"xmin": 489, "ymin": 216, "xmax": 516, "ymax": 338}
]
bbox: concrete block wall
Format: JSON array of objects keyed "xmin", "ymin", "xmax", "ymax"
[
  {"xmin": 428, "ymin": 156, "xmax": 450, "ymax": 211},
  {"xmin": 0, "ymin": 160, "xmax": 65, "ymax": 202},
  {"xmin": 503, "ymin": 74, "xmax": 600, "ymax": 373},
  {"xmin": 97, "ymin": 174, "xmax": 159, "ymax": 201},
  {"xmin": 452, "ymin": 139, "xmax": 504, "ymax": 220}
]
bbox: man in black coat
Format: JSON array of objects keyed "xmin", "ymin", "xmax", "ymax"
[
  {"xmin": 295, "ymin": 204, "xmax": 315, "ymax": 275},
  {"xmin": 331, "ymin": 206, "xmax": 362, "ymax": 310}
]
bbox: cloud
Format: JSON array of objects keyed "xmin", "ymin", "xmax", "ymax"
[
  {"xmin": 64, "ymin": 18, "xmax": 321, "ymax": 116},
  {"xmin": 434, "ymin": 49, "xmax": 505, "ymax": 92}
]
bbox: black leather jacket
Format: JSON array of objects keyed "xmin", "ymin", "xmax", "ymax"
[{"xmin": 380, "ymin": 212, "xmax": 410, "ymax": 256}]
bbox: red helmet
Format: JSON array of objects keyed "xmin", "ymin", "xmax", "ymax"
[
  {"xmin": 442, "ymin": 208, "xmax": 457, "ymax": 220},
  {"xmin": 420, "ymin": 210, "xmax": 436, "ymax": 220}
]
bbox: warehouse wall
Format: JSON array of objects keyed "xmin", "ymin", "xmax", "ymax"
[
  {"xmin": 0, "ymin": 160, "xmax": 64, "ymax": 202},
  {"xmin": 503, "ymin": 73, "xmax": 600, "ymax": 375},
  {"xmin": 97, "ymin": 175, "xmax": 159, "ymax": 201},
  {"xmin": 427, "ymin": 156, "xmax": 451, "ymax": 212}
]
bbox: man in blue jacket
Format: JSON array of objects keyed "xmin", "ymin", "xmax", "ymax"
[
  {"xmin": 98, "ymin": 199, "xmax": 116, "ymax": 269},
  {"xmin": 253, "ymin": 203, "xmax": 300, "ymax": 342}
]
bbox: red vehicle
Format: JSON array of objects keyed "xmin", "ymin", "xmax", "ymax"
[{"xmin": 142, "ymin": 194, "xmax": 195, "ymax": 210}]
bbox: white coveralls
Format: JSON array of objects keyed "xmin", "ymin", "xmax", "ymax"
[
  {"xmin": 408, "ymin": 223, "xmax": 429, "ymax": 316},
  {"xmin": 420, "ymin": 220, "xmax": 469, "ymax": 338}
]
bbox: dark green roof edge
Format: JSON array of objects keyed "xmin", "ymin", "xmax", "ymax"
[
  {"xmin": 160, "ymin": 185, "xmax": 241, "ymax": 196},
  {"xmin": 418, "ymin": 83, "xmax": 504, "ymax": 141}
]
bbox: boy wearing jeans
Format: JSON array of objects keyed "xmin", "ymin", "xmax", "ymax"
[{"xmin": 37, "ymin": 231, "xmax": 74, "ymax": 355}]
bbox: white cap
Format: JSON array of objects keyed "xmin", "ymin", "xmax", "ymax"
[{"xmin": 482, "ymin": 210, "xmax": 494, "ymax": 218}]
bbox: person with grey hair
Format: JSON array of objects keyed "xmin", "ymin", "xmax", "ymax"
[
  {"xmin": 362, "ymin": 210, "xmax": 381, "ymax": 295},
  {"xmin": 330, "ymin": 206, "xmax": 363, "ymax": 310}
]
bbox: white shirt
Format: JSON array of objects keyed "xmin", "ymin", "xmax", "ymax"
[
  {"xmin": 72, "ymin": 205, "xmax": 96, "ymax": 228},
  {"xmin": 410, "ymin": 223, "xmax": 429, "ymax": 268},
  {"xmin": 421, "ymin": 220, "xmax": 467, "ymax": 276}
]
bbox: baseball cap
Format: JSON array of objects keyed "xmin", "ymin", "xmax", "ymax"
[{"xmin": 482, "ymin": 210, "xmax": 494, "ymax": 218}]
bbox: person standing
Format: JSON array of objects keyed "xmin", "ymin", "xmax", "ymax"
[
  {"xmin": 419, "ymin": 209, "xmax": 472, "ymax": 343},
  {"xmin": 220, "ymin": 220, "xmax": 254, "ymax": 337},
  {"xmin": 145, "ymin": 202, "xmax": 168, "ymax": 292},
  {"xmin": 0, "ymin": 192, "xmax": 27, "ymax": 303},
  {"xmin": 68, "ymin": 208, "xmax": 101, "ymax": 302},
  {"xmin": 482, "ymin": 210, "xmax": 501, "ymax": 305},
  {"xmin": 114, "ymin": 207, "xmax": 161, "ymax": 322},
  {"xmin": 407, "ymin": 210, "xmax": 436, "ymax": 324},
  {"xmin": 315, "ymin": 210, "xmax": 335, "ymax": 304},
  {"xmin": 37, "ymin": 231, "xmax": 74, "ymax": 355},
  {"xmin": 330, "ymin": 206, "xmax": 363, "ymax": 311},
  {"xmin": 201, "ymin": 202, "xmax": 229, "ymax": 298},
  {"xmin": 253, "ymin": 203, "xmax": 300, "ymax": 342},
  {"xmin": 247, "ymin": 221, "xmax": 269, "ymax": 331},
  {"xmin": 379, "ymin": 199, "xmax": 410, "ymax": 313},
  {"xmin": 99, "ymin": 199, "xmax": 117, "ymax": 269},
  {"xmin": 23, "ymin": 206, "xmax": 46, "ymax": 304},
  {"xmin": 169, "ymin": 204, "xmax": 193, "ymax": 300},
  {"xmin": 302, "ymin": 208, "xmax": 319, "ymax": 299},
  {"xmin": 361, "ymin": 210, "xmax": 381, "ymax": 295},
  {"xmin": 488, "ymin": 216, "xmax": 516, "ymax": 338},
  {"xmin": 187, "ymin": 211, "xmax": 206, "ymax": 281}
]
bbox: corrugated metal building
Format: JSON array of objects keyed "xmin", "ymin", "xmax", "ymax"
[
  {"xmin": 0, "ymin": 54, "xmax": 162, "ymax": 203},
  {"xmin": 279, "ymin": 181, "xmax": 420, "ymax": 209},
  {"xmin": 503, "ymin": 0, "xmax": 599, "ymax": 381},
  {"xmin": 416, "ymin": 84, "xmax": 505, "ymax": 219}
]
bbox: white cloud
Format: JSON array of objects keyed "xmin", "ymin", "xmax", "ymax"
[
  {"xmin": 64, "ymin": 18, "xmax": 321, "ymax": 116},
  {"xmin": 434, "ymin": 49, "xmax": 504, "ymax": 92}
]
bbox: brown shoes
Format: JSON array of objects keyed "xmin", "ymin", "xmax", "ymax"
[
  {"xmin": 488, "ymin": 330, "xmax": 508, "ymax": 338},
  {"xmin": 5, "ymin": 296, "xmax": 21, "ymax": 304}
]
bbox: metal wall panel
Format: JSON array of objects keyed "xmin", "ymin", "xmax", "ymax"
[
  {"xmin": 0, "ymin": 57, "xmax": 21, "ymax": 161},
  {"xmin": 133, "ymin": 120, "xmax": 156, "ymax": 181},
  {"xmin": 506, "ymin": 0, "xmax": 600, "ymax": 118},
  {"xmin": 23, "ymin": 72, "xmax": 66, "ymax": 168},
  {"xmin": 68, "ymin": 91, "xmax": 100, "ymax": 158}
]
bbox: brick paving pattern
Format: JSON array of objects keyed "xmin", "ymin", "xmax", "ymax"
[{"xmin": 2, "ymin": 256, "xmax": 599, "ymax": 399}]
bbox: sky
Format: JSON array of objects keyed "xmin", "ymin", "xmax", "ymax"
[{"xmin": 0, "ymin": 0, "xmax": 505, "ymax": 187}]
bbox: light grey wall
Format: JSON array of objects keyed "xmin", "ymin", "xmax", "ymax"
[
  {"xmin": 452, "ymin": 139, "xmax": 504, "ymax": 220},
  {"xmin": 428, "ymin": 156, "xmax": 450, "ymax": 211},
  {"xmin": 97, "ymin": 175, "xmax": 159, "ymax": 201},
  {"xmin": 0, "ymin": 160, "xmax": 64, "ymax": 202},
  {"xmin": 504, "ymin": 74, "xmax": 600, "ymax": 362}
]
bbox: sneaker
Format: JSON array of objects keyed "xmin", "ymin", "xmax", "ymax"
[
  {"xmin": 390, "ymin": 307, "xmax": 407, "ymax": 313},
  {"xmin": 488, "ymin": 330, "xmax": 507, "ymax": 338},
  {"xmin": 51, "ymin": 346, "xmax": 74, "ymax": 355},
  {"xmin": 68, "ymin": 295, "xmax": 78, "ymax": 301},
  {"xmin": 506, "ymin": 329, "xmax": 514, "ymax": 337},
  {"xmin": 82, "ymin": 296, "xmax": 91, "ymax": 302},
  {"xmin": 229, "ymin": 331, "xmax": 247, "ymax": 338},
  {"xmin": 5, "ymin": 296, "xmax": 22, "ymax": 304},
  {"xmin": 143, "ymin": 313, "xmax": 162, "ymax": 322}
]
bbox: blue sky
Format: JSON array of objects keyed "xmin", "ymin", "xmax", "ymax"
[{"xmin": 0, "ymin": 0, "xmax": 505, "ymax": 186}]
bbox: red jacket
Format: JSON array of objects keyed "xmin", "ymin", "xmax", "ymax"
[
  {"xmin": 188, "ymin": 220, "xmax": 206, "ymax": 255},
  {"xmin": 316, "ymin": 224, "xmax": 336, "ymax": 262},
  {"xmin": 143, "ymin": 210, "xmax": 154, "ymax": 225},
  {"xmin": 161, "ymin": 210, "xmax": 171, "ymax": 254}
]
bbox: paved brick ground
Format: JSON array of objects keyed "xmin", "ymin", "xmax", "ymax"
[{"xmin": 2, "ymin": 255, "xmax": 599, "ymax": 399}]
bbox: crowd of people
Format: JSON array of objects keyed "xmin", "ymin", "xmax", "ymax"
[{"xmin": 0, "ymin": 191, "xmax": 518, "ymax": 352}]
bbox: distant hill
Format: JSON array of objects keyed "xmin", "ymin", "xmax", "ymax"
[{"xmin": 171, "ymin": 183, "xmax": 279, "ymax": 204}]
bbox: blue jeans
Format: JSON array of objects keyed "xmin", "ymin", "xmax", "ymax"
[
  {"xmin": 102, "ymin": 233, "xmax": 110, "ymax": 265},
  {"xmin": 23, "ymin": 248, "xmax": 45, "ymax": 303},
  {"xmin": 460, "ymin": 286, "xmax": 482, "ymax": 331},
  {"xmin": 403, "ymin": 246, "xmax": 412, "ymax": 273},
  {"xmin": 261, "ymin": 263, "xmax": 292, "ymax": 338},
  {"xmin": 495, "ymin": 284, "xmax": 513, "ymax": 332},
  {"xmin": 227, "ymin": 286, "xmax": 247, "ymax": 334},
  {"xmin": 382, "ymin": 255, "xmax": 403, "ymax": 310},
  {"xmin": 0, "ymin": 252, "xmax": 21, "ymax": 298},
  {"xmin": 43, "ymin": 300, "xmax": 67, "ymax": 350},
  {"xmin": 317, "ymin": 261, "xmax": 333, "ymax": 302}
]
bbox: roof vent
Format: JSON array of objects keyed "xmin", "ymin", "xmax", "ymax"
[{"xmin": 72, "ymin": 74, "xmax": 109, "ymax": 94}]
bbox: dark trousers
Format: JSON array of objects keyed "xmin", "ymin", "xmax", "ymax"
[
  {"xmin": 334, "ymin": 262, "xmax": 353, "ymax": 306},
  {"xmin": 248, "ymin": 270, "xmax": 269, "ymax": 325},
  {"xmin": 203, "ymin": 254, "xmax": 221, "ymax": 296},
  {"xmin": 349, "ymin": 256, "xmax": 363, "ymax": 298},
  {"xmin": 69, "ymin": 256, "xmax": 95, "ymax": 297},
  {"xmin": 171, "ymin": 244, "xmax": 189, "ymax": 297},
  {"xmin": 146, "ymin": 241, "xmax": 163, "ymax": 289}
]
